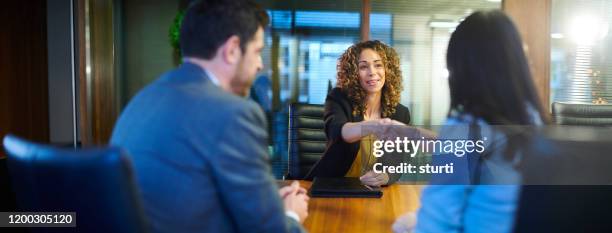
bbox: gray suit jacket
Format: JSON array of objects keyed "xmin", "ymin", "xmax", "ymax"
[{"xmin": 110, "ymin": 62, "xmax": 305, "ymax": 233}]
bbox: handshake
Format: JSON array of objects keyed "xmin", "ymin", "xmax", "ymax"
[
  {"xmin": 362, "ymin": 118, "xmax": 421, "ymax": 141},
  {"xmin": 340, "ymin": 118, "xmax": 436, "ymax": 187}
]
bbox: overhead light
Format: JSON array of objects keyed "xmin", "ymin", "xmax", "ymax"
[
  {"xmin": 429, "ymin": 20, "xmax": 459, "ymax": 28},
  {"xmin": 486, "ymin": 0, "xmax": 502, "ymax": 2},
  {"xmin": 551, "ymin": 33, "xmax": 564, "ymax": 39},
  {"xmin": 569, "ymin": 15, "xmax": 609, "ymax": 45}
]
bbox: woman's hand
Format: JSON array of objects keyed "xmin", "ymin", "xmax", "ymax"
[
  {"xmin": 341, "ymin": 119, "xmax": 392, "ymax": 143},
  {"xmin": 361, "ymin": 118, "xmax": 406, "ymax": 140},
  {"xmin": 359, "ymin": 170, "xmax": 389, "ymax": 186},
  {"xmin": 341, "ymin": 118, "xmax": 419, "ymax": 143},
  {"xmin": 375, "ymin": 119, "xmax": 407, "ymax": 140},
  {"xmin": 382, "ymin": 124, "xmax": 438, "ymax": 141}
]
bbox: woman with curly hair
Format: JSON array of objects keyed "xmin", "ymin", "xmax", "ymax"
[{"xmin": 305, "ymin": 40, "xmax": 411, "ymax": 186}]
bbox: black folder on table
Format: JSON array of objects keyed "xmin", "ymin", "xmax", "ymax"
[{"xmin": 310, "ymin": 177, "xmax": 382, "ymax": 198}]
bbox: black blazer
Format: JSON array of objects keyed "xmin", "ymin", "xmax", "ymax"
[{"xmin": 305, "ymin": 87, "xmax": 411, "ymax": 183}]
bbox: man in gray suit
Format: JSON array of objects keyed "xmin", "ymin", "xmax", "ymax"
[{"xmin": 110, "ymin": 1, "xmax": 309, "ymax": 232}]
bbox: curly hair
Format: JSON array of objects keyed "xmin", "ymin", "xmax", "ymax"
[{"xmin": 336, "ymin": 40, "xmax": 403, "ymax": 117}]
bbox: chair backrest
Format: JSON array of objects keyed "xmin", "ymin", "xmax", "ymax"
[
  {"xmin": 514, "ymin": 185, "xmax": 612, "ymax": 232},
  {"xmin": 552, "ymin": 102, "xmax": 612, "ymax": 126},
  {"xmin": 288, "ymin": 103, "xmax": 326, "ymax": 179},
  {"xmin": 0, "ymin": 156, "xmax": 19, "ymax": 214},
  {"xmin": 514, "ymin": 126, "xmax": 612, "ymax": 232},
  {"xmin": 2, "ymin": 135, "xmax": 148, "ymax": 233}
]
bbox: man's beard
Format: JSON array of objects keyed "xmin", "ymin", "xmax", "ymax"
[
  {"xmin": 230, "ymin": 58, "xmax": 255, "ymax": 97},
  {"xmin": 230, "ymin": 75, "xmax": 253, "ymax": 97}
]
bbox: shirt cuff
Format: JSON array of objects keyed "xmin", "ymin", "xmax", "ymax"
[{"xmin": 285, "ymin": 210, "xmax": 300, "ymax": 222}]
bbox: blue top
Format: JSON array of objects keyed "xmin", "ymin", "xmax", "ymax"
[
  {"xmin": 415, "ymin": 112, "xmax": 522, "ymax": 233},
  {"xmin": 415, "ymin": 185, "xmax": 519, "ymax": 233},
  {"xmin": 110, "ymin": 63, "xmax": 305, "ymax": 233}
]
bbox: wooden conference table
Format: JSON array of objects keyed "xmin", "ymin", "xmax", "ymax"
[{"xmin": 281, "ymin": 180, "xmax": 423, "ymax": 233}]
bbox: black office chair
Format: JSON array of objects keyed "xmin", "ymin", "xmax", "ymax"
[
  {"xmin": 287, "ymin": 103, "xmax": 327, "ymax": 179},
  {"xmin": 514, "ymin": 126, "xmax": 612, "ymax": 232},
  {"xmin": 2, "ymin": 135, "xmax": 149, "ymax": 233},
  {"xmin": 552, "ymin": 102, "xmax": 612, "ymax": 126},
  {"xmin": 0, "ymin": 155, "xmax": 19, "ymax": 212}
]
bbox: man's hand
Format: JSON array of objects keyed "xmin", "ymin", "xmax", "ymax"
[
  {"xmin": 359, "ymin": 171, "xmax": 389, "ymax": 187},
  {"xmin": 279, "ymin": 181, "xmax": 307, "ymax": 197},
  {"xmin": 279, "ymin": 181, "xmax": 309, "ymax": 223}
]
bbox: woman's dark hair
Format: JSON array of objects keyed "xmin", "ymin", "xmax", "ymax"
[
  {"xmin": 180, "ymin": 0, "xmax": 269, "ymax": 59},
  {"xmin": 447, "ymin": 10, "xmax": 549, "ymax": 125}
]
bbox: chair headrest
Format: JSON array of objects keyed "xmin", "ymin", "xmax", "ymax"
[
  {"xmin": 3, "ymin": 134, "xmax": 127, "ymax": 168},
  {"xmin": 290, "ymin": 103, "xmax": 324, "ymax": 118},
  {"xmin": 522, "ymin": 126, "xmax": 612, "ymax": 185}
]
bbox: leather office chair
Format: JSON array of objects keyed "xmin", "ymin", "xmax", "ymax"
[
  {"xmin": 552, "ymin": 102, "xmax": 612, "ymax": 126},
  {"xmin": 288, "ymin": 103, "xmax": 327, "ymax": 179},
  {"xmin": 0, "ymin": 156, "xmax": 19, "ymax": 214},
  {"xmin": 2, "ymin": 135, "xmax": 149, "ymax": 233},
  {"xmin": 514, "ymin": 126, "xmax": 612, "ymax": 232}
]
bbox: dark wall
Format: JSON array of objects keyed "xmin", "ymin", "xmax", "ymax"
[
  {"xmin": 0, "ymin": 1, "xmax": 48, "ymax": 223},
  {"xmin": 0, "ymin": 0, "xmax": 50, "ymax": 157},
  {"xmin": 119, "ymin": 0, "xmax": 181, "ymax": 108}
]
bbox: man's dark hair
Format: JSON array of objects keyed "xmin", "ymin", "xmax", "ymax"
[{"xmin": 180, "ymin": 0, "xmax": 269, "ymax": 59}]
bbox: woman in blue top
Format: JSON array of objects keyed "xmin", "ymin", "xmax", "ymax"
[{"xmin": 393, "ymin": 10, "xmax": 549, "ymax": 233}]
